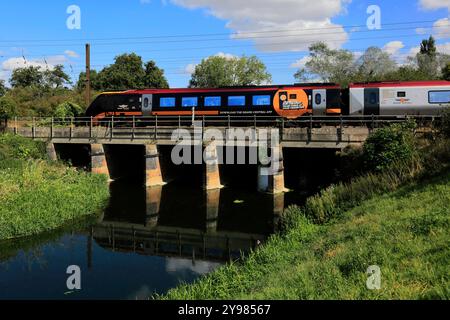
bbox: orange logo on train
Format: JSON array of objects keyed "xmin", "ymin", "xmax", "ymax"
[{"xmin": 273, "ymin": 89, "xmax": 309, "ymax": 119}]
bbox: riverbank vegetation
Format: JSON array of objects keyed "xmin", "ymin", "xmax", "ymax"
[
  {"xmin": 163, "ymin": 116, "xmax": 450, "ymax": 300},
  {"xmin": 0, "ymin": 134, "xmax": 109, "ymax": 240}
]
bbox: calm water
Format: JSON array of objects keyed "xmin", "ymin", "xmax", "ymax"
[{"xmin": 0, "ymin": 148, "xmax": 338, "ymax": 299}]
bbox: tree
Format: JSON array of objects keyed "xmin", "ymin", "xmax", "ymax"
[
  {"xmin": 0, "ymin": 96, "xmax": 18, "ymax": 118},
  {"xmin": 44, "ymin": 65, "xmax": 71, "ymax": 88},
  {"xmin": 76, "ymin": 70, "xmax": 101, "ymax": 92},
  {"xmin": 294, "ymin": 42, "xmax": 356, "ymax": 87},
  {"xmin": 355, "ymin": 47, "xmax": 397, "ymax": 82},
  {"xmin": 443, "ymin": 62, "xmax": 450, "ymax": 81},
  {"xmin": 10, "ymin": 66, "xmax": 43, "ymax": 88},
  {"xmin": 189, "ymin": 55, "xmax": 272, "ymax": 88},
  {"xmin": 97, "ymin": 53, "xmax": 146, "ymax": 90},
  {"xmin": 143, "ymin": 61, "xmax": 169, "ymax": 88},
  {"xmin": 0, "ymin": 80, "xmax": 6, "ymax": 97}
]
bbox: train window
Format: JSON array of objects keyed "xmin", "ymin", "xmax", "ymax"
[
  {"xmin": 182, "ymin": 97, "xmax": 198, "ymax": 107},
  {"xmin": 397, "ymin": 91, "xmax": 406, "ymax": 98},
  {"xmin": 160, "ymin": 97, "xmax": 176, "ymax": 107},
  {"xmin": 429, "ymin": 91, "xmax": 450, "ymax": 104},
  {"xmin": 252, "ymin": 95, "xmax": 271, "ymax": 106},
  {"xmin": 228, "ymin": 96, "xmax": 246, "ymax": 106},
  {"xmin": 289, "ymin": 94, "xmax": 297, "ymax": 100},
  {"xmin": 315, "ymin": 93, "xmax": 322, "ymax": 105},
  {"xmin": 144, "ymin": 98, "xmax": 149, "ymax": 108},
  {"xmin": 204, "ymin": 96, "xmax": 221, "ymax": 107}
]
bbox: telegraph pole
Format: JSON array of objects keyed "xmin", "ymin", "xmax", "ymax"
[{"xmin": 85, "ymin": 43, "xmax": 91, "ymax": 107}]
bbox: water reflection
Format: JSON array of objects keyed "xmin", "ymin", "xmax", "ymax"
[{"xmin": 0, "ymin": 179, "xmax": 284, "ymax": 299}]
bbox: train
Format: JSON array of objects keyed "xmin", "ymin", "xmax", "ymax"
[{"xmin": 85, "ymin": 80, "xmax": 450, "ymax": 120}]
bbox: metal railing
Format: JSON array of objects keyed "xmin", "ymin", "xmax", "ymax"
[{"xmin": 6, "ymin": 114, "xmax": 440, "ymax": 142}]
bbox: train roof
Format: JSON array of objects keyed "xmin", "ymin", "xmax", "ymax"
[
  {"xmin": 349, "ymin": 80, "xmax": 450, "ymax": 88},
  {"xmin": 101, "ymin": 83, "xmax": 341, "ymax": 95}
]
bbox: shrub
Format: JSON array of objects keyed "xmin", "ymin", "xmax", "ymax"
[
  {"xmin": 438, "ymin": 108, "xmax": 450, "ymax": 138},
  {"xmin": 53, "ymin": 101, "xmax": 83, "ymax": 118},
  {"xmin": 0, "ymin": 133, "xmax": 45, "ymax": 160},
  {"xmin": 363, "ymin": 121, "xmax": 417, "ymax": 172}
]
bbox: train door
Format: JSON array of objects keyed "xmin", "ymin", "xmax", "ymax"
[
  {"xmin": 142, "ymin": 94, "xmax": 153, "ymax": 116},
  {"xmin": 363, "ymin": 88, "xmax": 380, "ymax": 115},
  {"xmin": 312, "ymin": 89, "xmax": 326, "ymax": 115}
]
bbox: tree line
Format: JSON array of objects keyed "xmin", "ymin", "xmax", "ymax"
[{"xmin": 0, "ymin": 36, "xmax": 449, "ymax": 119}]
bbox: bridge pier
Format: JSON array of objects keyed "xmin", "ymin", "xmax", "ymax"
[
  {"xmin": 145, "ymin": 185, "xmax": 163, "ymax": 228},
  {"xmin": 204, "ymin": 141, "xmax": 223, "ymax": 190},
  {"xmin": 145, "ymin": 144, "xmax": 165, "ymax": 188},
  {"xmin": 257, "ymin": 145, "xmax": 287, "ymax": 194},
  {"xmin": 90, "ymin": 144, "xmax": 110, "ymax": 177},
  {"xmin": 46, "ymin": 142, "xmax": 58, "ymax": 161}
]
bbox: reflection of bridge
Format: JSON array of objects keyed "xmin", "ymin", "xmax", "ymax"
[
  {"xmin": 4, "ymin": 115, "xmax": 432, "ymax": 193},
  {"xmin": 88, "ymin": 185, "xmax": 282, "ymax": 263}
]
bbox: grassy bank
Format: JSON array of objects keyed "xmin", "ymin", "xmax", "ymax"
[
  {"xmin": 163, "ymin": 131, "xmax": 450, "ymax": 300},
  {"xmin": 0, "ymin": 134, "xmax": 109, "ymax": 240},
  {"xmin": 164, "ymin": 170, "xmax": 449, "ymax": 300}
]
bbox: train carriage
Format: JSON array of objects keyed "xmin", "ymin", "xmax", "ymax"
[
  {"xmin": 348, "ymin": 81, "xmax": 450, "ymax": 116},
  {"xmin": 85, "ymin": 84, "xmax": 343, "ymax": 121}
]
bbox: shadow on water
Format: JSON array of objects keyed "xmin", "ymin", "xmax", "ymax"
[{"xmin": 0, "ymin": 146, "xmax": 340, "ymax": 299}]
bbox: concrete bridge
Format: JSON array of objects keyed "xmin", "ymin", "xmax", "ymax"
[{"xmin": 3, "ymin": 115, "xmax": 429, "ymax": 194}]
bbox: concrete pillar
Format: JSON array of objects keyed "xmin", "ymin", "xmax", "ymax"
[
  {"xmin": 257, "ymin": 145, "xmax": 287, "ymax": 194},
  {"xmin": 206, "ymin": 189, "xmax": 220, "ymax": 233},
  {"xmin": 46, "ymin": 142, "xmax": 58, "ymax": 161},
  {"xmin": 272, "ymin": 192, "xmax": 285, "ymax": 233},
  {"xmin": 91, "ymin": 144, "xmax": 110, "ymax": 177},
  {"xmin": 204, "ymin": 141, "xmax": 223, "ymax": 190},
  {"xmin": 145, "ymin": 144, "xmax": 165, "ymax": 188},
  {"xmin": 145, "ymin": 185, "xmax": 163, "ymax": 228}
]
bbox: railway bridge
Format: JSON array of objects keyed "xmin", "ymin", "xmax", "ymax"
[{"xmin": 2, "ymin": 115, "xmax": 433, "ymax": 194}]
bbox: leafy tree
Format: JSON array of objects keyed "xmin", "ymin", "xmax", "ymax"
[
  {"xmin": 0, "ymin": 80, "xmax": 6, "ymax": 97},
  {"xmin": 0, "ymin": 96, "xmax": 18, "ymax": 118},
  {"xmin": 10, "ymin": 66, "xmax": 43, "ymax": 88},
  {"xmin": 97, "ymin": 53, "xmax": 146, "ymax": 90},
  {"xmin": 44, "ymin": 65, "xmax": 71, "ymax": 88},
  {"xmin": 189, "ymin": 55, "xmax": 272, "ymax": 88},
  {"xmin": 443, "ymin": 62, "xmax": 450, "ymax": 81},
  {"xmin": 355, "ymin": 47, "xmax": 397, "ymax": 82},
  {"xmin": 294, "ymin": 42, "xmax": 356, "ymax": 87},
  {"xmin": 76, "ymin": 70, "xmax": 101, "ymax": 92},
  {"xmin": 143, "ymin": 61, "xmax": 169, "ymax": 88}
]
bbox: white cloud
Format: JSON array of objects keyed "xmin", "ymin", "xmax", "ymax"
[
  {"xmin": 432, "ymin": 17, "xmax": 450, "ymax": 39},
  {"xmin": 437, "ymin": 42, "xmax": 450, "ymax": 54},
  {"xmin": 419, "ymin": 0, "xmax": 450, "ymax": 10},
  {"xmin": 183, "ymin": 52, "xmax": 238, "ymax": 74},
  {"xmin": 416, "ymin": 27, "xmax": 429, "ymax": 35},
  {"xmin": 290, "ymin": 56, "xmax": 310, "ymax": 69},
  {"xmin": 170, "ymin": 0, "xmax": 350, "ymax": 52},
  {"xmin": 0, "ymin": 55, "xmax": 69, "ymax": 83},
  {"xmin": 184, "ymin": 63, "xmax": 196, "ymax": 74},
  {"xmin": 166, "ymin": 257, "xmax": 221, "ymax": 275},
  {"xmin": 140, "ymin": 0, "xmax": 151, "ymax": 4},
  {"xmin": 2, "ymin": 55, "xmax": 68, "ymax": 72},
  {"xmin": 383, "ymin": 41, "xmax": 405, "ymax": 55},
  {"xmin": 64, "ymin": 50, "xmax": 79, "ymax": 58}
]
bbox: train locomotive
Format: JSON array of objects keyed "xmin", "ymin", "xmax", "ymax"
[{"xmin": 85, "ymin": 80, "xmax": 450, "ymax": 120}]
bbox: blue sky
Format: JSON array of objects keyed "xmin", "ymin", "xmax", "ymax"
[{"xmin": 0, "ymin": 0, "xmax": 449, "ymax": 87}]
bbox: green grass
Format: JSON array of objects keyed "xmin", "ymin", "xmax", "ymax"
[
  {"xmin": 0, "ymin": 133, "xmax": 109, "ymax": 240},
  {"xmin": 163, "ymin": 171, "xmax": 450, "ymax": 300}
]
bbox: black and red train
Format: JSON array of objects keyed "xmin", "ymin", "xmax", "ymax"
[{"xmin": 85, "ymin": 81, "xmax": 450, "ymax": 120}]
